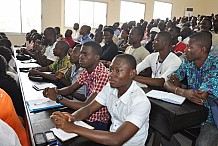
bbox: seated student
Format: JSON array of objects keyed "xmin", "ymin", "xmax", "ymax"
[
  {"xmin": 101, "ymin": 27, "xmax": 118, "ymax": 61},
  {"xmin": 0, "ymin": 119, "xmax": 21, "ymax": 146},
  {"xmin": 164, "ymin": 31, "xmax": 218, "ymax": 146},
  {"xmin": 60, "ymin": 44, "xmax": 86, "ymax": 101},
  {"xmin": 145, "ymin": 27, "xmax": 160, "ymax": 53},
  {"xmin": 0, "ymin": 55, "xmax": 24, "ymax": 118},
  {"xmin": 0, "ymin": 46, "xmax": 18, "ymax": 84},
  {"xmin": 94, "ymin": 30, "xmax": 105, "ymax": 47},
  {"xmin": 0, "ymin": 88, "xmax": 30, "ymax": 146},
  {"xmin": 55, "ymin": 26, "xmax": 63, "ymax": 41},
  {"xmin": 64, "ymin": 29, "xmax": 75, "ymax": 48},
  {"xmin": 73, "ymin": 23, "xmax": 82, "ymax": 42},
  {"xmin": 79, "ymin": 25, "xmax": 93, "ymax": 45},
  {"xmin": 117, "ymin": 29, "xmax": 129, "ymax": 52},
  {"xmin": 21, "ymin": 27, "xmax": 58, "ymax": 67},
  {"xmin": 134, "ymin": 31, "xmax": 182, "ymax": 87},
  {"xmin": 50, "ymin": 54, "xmax": 151, "ymax": 146},
  {"xmin": 28, "ymin": 41, "xmax": 71, "ymax": 83},
  {"xmin": 125, "ymin": 26, "xmax": 150, "ymax": 65},
  {"xmin": 168, "ymin": 26, "xmax": 187, "ymax": 56},
  {"xmin": 43, "ymin": 41, "xmax": 110, "ymax": 130}
]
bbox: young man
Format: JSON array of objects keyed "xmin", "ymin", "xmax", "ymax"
[
  {"xmin": 164, "ymin": 31, "xmax": 218, "ymax": 146},
  {"xmin": 168, "ymin": 26, "xmax": 187, "ymax": 56},
  {"xmin": 28, "ymin": 41, "xmax": 71, "ymax": 82},
  {"xmin": 43, "ymin": 41, "xmax": 109, "ymax": 130},
  {"xmin": 125, "ymin": 26, "xmax": 150, "ymax": 64},
  {"xmin": 79, "ymin": 25, "xmax": 92, "ymax": 45},
  {"xmin": 50, "ymin": 54, "xmax": 151, "ymax": 146},
  {"xmin": 21, "ymin": 27, "xmax": 58, "ymax": 67},
  {"xmin": 61, "ymin": 44, "xmax": 86, "ymax": 101},
  {"xmin": 134, "ymin": 31, "xmax": 182, "ymax": 87}
]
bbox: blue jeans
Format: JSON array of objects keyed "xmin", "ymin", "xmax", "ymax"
[{"xmin": 195, "ymin": 123, "xmax": 218, "ymax": 146}]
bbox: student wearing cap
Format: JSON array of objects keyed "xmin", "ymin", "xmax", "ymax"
[{"xmin": 145, "ymin": 27, "xmax": 160, "ymax": 53}]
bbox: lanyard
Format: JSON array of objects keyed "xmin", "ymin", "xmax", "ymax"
[{"xmin": 154, "ymin": 56, "xmax": 163, "ymax": 77}]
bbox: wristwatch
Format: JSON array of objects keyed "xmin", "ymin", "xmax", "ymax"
[{"xmin": 56, "ymin": 95, "xmax": 63, "ymax": 103}]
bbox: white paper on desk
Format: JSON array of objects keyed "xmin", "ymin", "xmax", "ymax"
[
  {"xmin": 145, "ymin": 90, "xmax": 186, "ymax": 105},
  {"xmin": 50, "ymin": 121, "xmax": 94, "ymax": 142},
  {"xmin": 32, "ymin": 83, "xmax": 56, "ymax": 91},
  {"xmin": 17, "ymin": 61, "xmax": 40, "ymax": 68}
]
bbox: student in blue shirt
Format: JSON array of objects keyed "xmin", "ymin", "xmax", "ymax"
[{"xmin": 164, "ymin": 31, "xmax": 218, "ymax": 146}]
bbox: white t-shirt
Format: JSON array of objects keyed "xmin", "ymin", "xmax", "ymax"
[
  {"xmin": 137, "ymin": 52, "xmax": 182, "ymax": 80},
  {"xmin": 0, "ymin": 119, "xmax": 21, "ymax": 146},
  {"xmin": 95, "ymin": 81, "xmax": 151, "ymax": 146},
  {"xmin": 44, "ymin": 42, "xmax": 58, "ymax": 61},
  {"xmin": 125, "ymin": 45, "xmax": 150, "ymax": 65}
]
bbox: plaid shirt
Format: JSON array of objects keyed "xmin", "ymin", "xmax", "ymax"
[{"xmin": 77, "ymin": 62, "xmax": 109, "ymax": 123}]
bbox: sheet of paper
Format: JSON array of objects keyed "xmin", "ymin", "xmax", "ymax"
[
  {"xmin": 146, "ymin": 90, "xmax": 186, "ymax": 105},
  {"xmin": 51, "ymin": 121, "xmax": 94, "ymax": 142}
]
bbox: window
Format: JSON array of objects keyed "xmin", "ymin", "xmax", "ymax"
[
  {"xmin": 0, "ymin": 0, "xmax": 41, "ymax": 33},
  {"xmin": 120, "ymin": 1, "xmax": 145, "ymax": 23},
  {"xmin": 153, "ymin": 1, "xmax": 172, "ymax": 20},
  {"xmin": 65, "ymin": 0, "xmax": 107, "ymax": 28}
]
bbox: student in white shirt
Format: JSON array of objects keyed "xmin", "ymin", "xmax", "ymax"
[
  {"xmin": 134, "ymin": 31, "xmax": 182, "ymax": 87},
  {"xmin": 50, "ymin": 54, "xmax": 151, "ymax": 146}
]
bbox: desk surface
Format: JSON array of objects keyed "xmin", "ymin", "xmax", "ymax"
[
  {"xmin": 18, "ymin": 59, "xmax": 208, "ymax": 146},
  {"xmin": 143, "ymin": 88, "xmax": 208, "ymax": 141}
]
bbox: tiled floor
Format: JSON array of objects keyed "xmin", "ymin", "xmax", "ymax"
[{"xmin": 147, "ymin": 133, "xmax": 192, "ymax": 146}]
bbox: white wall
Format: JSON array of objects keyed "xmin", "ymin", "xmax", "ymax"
[{"xmin": 6, "ymin": 0, "xmax": 218, "ymax": 45}]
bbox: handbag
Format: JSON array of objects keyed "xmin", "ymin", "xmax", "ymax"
[{"xmin": 207, "ymin": 96, "xmax": 218, "ymax": 129}]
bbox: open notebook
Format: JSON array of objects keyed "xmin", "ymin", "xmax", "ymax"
[
  {"xmin": 50, "ymin": 121, "xmax": 94, "ymax": 142},
  {"xmin": 145, "ymin": 90, "xmax": 186, "ymax": 105}
]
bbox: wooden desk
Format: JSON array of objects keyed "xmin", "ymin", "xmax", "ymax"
[{"xmin": 142, "ymin": 88, "xmax": 209, "ymax": 146}]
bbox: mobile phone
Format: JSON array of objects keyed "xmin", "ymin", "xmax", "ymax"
[
  {"xmin": 44, "ymin": 131, "xmax": 57, "ymax": 143},
  {"xmin": 34, "ymin": 133, "xmax": 47, "ymax": 146}
]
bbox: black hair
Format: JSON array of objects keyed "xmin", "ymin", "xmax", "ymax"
[
  {"xmin": 0, "ymin": 32, "xmax": 6, "ymax": 38},
  {"xmin": 0, "ymin": 55, "xmax": 7, "ymax": 75},
  {"xmin": 115, "ymin": 54, "xmax": 136, "ymax": 70},
  {"xmin": 54, "ymin": 27, "xmax": 61, "ymax": 35},
  {"xmin": 171, "ymin": 26, "xmax": 181, "ymax": 35},
  {"xmin": 0, "ymin": 38, "xmax": 12, "ymax": 52},
  {"xmin": 132, "ymin": 26, "xmax": 144, "ymax": 38},
  {"xmin": 103, "ymin": 27, "xmax": 114, "ymax": 35},
  {"xmin": 189, "ymin": 31, "xmax": 212, "ymax": 53},
  {"xmin": 157, "ymin": 31, "xmax": 172, "ymax": 47},
  {"xmin": 30, "ymin": 29, "xmax": 37, "ymax": 34},
  {"xmin": 44, "ymin": 27, "xmax": 57, "ymax": 36},
  {"xmin": 0, "ymin": 46, "xmax": 12, "ymax": 62},
  {"xmin": 56, "ymin": 41, "xmax": 69, "ymax": 53},
  {"xmin": 65, "ymin": 29, "xmax": 73, "ymax": 37},
  {"xmin": 83, "ymin": 41, "xmax": 102, "ymax": 56}
]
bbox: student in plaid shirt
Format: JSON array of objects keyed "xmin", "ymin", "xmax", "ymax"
[{"xmin": 44, "ymin": 41, "xmax": 110, "ymax": 130}]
